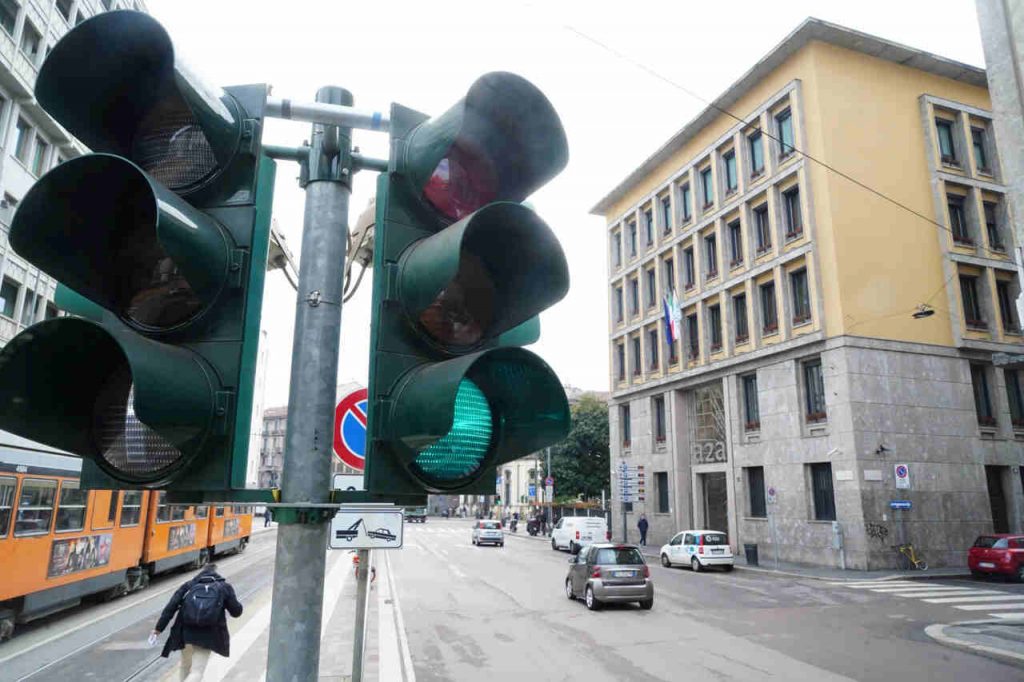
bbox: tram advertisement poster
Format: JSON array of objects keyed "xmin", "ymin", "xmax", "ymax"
[
  {"xmin": 48, "ymin": 534, "xmax": 113, "ymax": 577},
  {"xmin": 224, "ymin": 518, "xmax": 239, "ymax": 537},
  {"xmin": 168, "ymin": 523, "xmax": 196, "ymax": 551}
]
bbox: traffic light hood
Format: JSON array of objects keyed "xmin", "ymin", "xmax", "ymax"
[
  {"xmin": 0, "ymin": 318, "xmax": 218, "ymax": 485},
  {"xmin": 405, "ymin": 72, "xmax": 568, "ymax": 222},
  {"xmin": 36, "ymin": 10, "xmax": 240, "ymax": 194},
  {"xmin": 398, "ymin": 202, "xmax": 569, "ymax": 352},
  {"xmin": 11, "ymin": 154, "xmax": 232, "ymax": 332}
]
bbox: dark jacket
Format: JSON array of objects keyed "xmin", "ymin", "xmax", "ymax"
[
  {"xmin": 637, "ymin": 518, "xmax": 649, "ymax": 532},
  {"xmin": 156, "ymin": 566, "xmax": 243, "ymax": 658}
]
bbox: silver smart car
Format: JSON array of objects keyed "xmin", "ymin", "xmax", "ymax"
[{"xmin": 565, "ymin": 543, "xmax": 653, "ymax": 610}]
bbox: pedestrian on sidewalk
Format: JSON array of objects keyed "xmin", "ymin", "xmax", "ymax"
[
  {"xmin": 151, "ymin": 563, "xmax": 244, "ymax": 682},
  {"xmin": 637, "ymin": 514, "xmax": 649, "ymax": 546},
  {"xmin": 263, "ymin": 509, "xmax": 272, "ymax": 527}
]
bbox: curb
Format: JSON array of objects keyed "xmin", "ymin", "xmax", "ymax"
[{"xmin": 925, "ymin": 620, "xmax": 1024, "ymax": 668}]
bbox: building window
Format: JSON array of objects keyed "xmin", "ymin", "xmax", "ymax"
[
  {"xmin": 0, "ymin": 277, "xmax": 17, "ymax": 318},
  {"xmin": 102, "ymin": 0, "xmax": 113, "ymax": 9},
  {"xmin": 704, "ymin": 233, "xmax": 718, "ymax": 279},
  {"xmin": 997, "ymin": 280, "xmax": 1020, "ymax": 333},
  {"xmin": 20, "ymin": 288, "xmax": 37, "ymax": 326},
  {"xmin": 613, "ymin": 286, "xmax": 623, "ymax": 323},
  {"xmin": 57, "ymin": 0, "xmax": 73, "ymax": 21},
  {"xmin": 655, "ymin": 471, "xmax": 669, "ymax": 513},
  {"xmin": 20, "ymin": 20, "xmax": 41, "ymax": 61},
  {"xmin": 45, "ymin": 302, "xmax": 58, "ymax": 319},
  {"xmin": 680, "ymin": 183, "xmax": 692, "ymax": 222},
  {"xmin": 734, "ymin": 293, "xmax": 748, "ymax": 342},
  {"xmin": 984, "ymin": 201, "xmax": 1003, "ymax": 250},
  {"xmin": 971, "ymin": 364, "xmax": 996, "ymax": 426},
  {"xmin": 628, "ymin": 221, "xmax": 637, "ymax": 257},
  {"xmin": 742, "ymin": 374, "xmax": 760, "ymax": 431},
  {"xmin": 644, "ymin": 208, "xmax": 654, "ymax": 246},
  {"xmin": 647, "ymin": 327, "xmax": 659, "ymax": 371},
  {"xmin": 0, "ymin": 476, "xmax": 14, "ymax": 537},
  {"xmin": 936, "ymin": 118, "xmax": 958, "ymax": 165},
  {"xmin": 708, "ymin": 304, "xmax": 722, "ymax": 351},
  {"xmin": 631, "ymin": 336, "xmax": 641, "ymax": 376},
  {"xmin": 972, "ymin": 127, "xmax": 990, "ymax": 174},
  {"xmin": 791, "ymin": 268, "xmax": 811, "ymax": 324},
  {"xmin": 783, "ymin": 187, "xmax": 802, "ymax": 238},
  {"xmin": 74, "ymin": 10, "xmax": 85, "ymax": 26},
  {"xmin": 760, "ymin": 281, "xmax": 777, "ymax": 334},
  {"xmin": 960, "ymin": 275, "xmax": 986, "ymax": 329},
  {"xmin": 55, "ymin": 481, "xmax": 88, "ymax": 532},
  {"xmin": 629, "ymin": 278, "xmax": 639, "ymax": 317},
  {"xmin": 616, "ymin": 343, "xmax": 625, "ymax": 381},
  {"xmin": 723, "ymin": 150, "xmax": 738, "ymax": 194},
  {"xmin": 0, "ymin": 0, "xmax": 15, "ymax": 36},
  {"xmin": 31, "ymin": 137, "xmax": 49, "ymax": 176},
  {"xmin": 753, "ymin": 204, "xmax": 771, "ymax": 253},
  {"xmin": 686, "ymin": 313, "xmax": 699, "ymax": 359},
  {"xmin": 661, "ymin": 196, "xmax": 671, "ymax": 233},
  {"xmin": 653, "ymin": 396, "xmax": 666, "ymax": 443},
  {"xmin": 803, "ymin": 359, "xmax": 827, "ymax": 423},
  {"xmin": 15, "ymin": 479, "xmax": 56, "ymax": 536},
  {"xmin": 728, "ymin": 220, "xmax": 742, "ymax": 267},
  {"xmin": 645, "ymin": 269, "xmax": 656, "ymax": 309},
  {"xmin": 664, "ymin": 258, "xmax": 675, "ymax": 294},
  {"xmin": 700, "ymin": 167, "xmax": 714, "ymax": 207},
  {"xmin": 776, "ymin": 108, "xmax": 794, "ymax": 157},
  {"xmin": 620, "ymin": 404, "xmax": 631, "ymax": 447},
  {"xmin": 748, "ymin": 131, "xmax": 764, "ymax": 176},
  {"xmin": 809, "ymin": 463, "xmax": 836, "ymax": 521},
  {"xmin": 683, "ymin": 247, "xmax": 695, "ymax": 289},
  {"xmin": 1006, "ymin": 369, "xmax": 1024, "ymax": 428},
  {"xmin": 14, "ymin": 118, "xmax": 33, "ymax": 164},
  {"xmin": 611, "ymin": 231, "xmax": 622, "ymax": 267},
  {"xmin": 746, "ymin": 466, "xmax": 766, "ymax": 518},
  {"xmin": 948, "ymin": 195, "xmax": 971, "ymax": 245}
]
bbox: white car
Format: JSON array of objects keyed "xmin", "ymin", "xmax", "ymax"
[
  {"xmin": 659, "ymin": 530, "xmax": 734, "ymax": 572},
  {"xmin": 551, "ymin": 516, "xmax": 609, "ymax": 553},
  {"xmin": 472, "ymin": 520, "xmax": 504, "ymax": 547}
]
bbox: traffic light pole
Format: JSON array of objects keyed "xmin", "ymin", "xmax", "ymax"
[{"xmin": 266, "ymin": 86, "xmax": 354, "ymax": 682}]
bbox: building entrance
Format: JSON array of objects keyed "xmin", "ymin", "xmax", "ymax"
[{"xmin": 700, "ymin": 472, "xmax": 729, "ymax": 533}]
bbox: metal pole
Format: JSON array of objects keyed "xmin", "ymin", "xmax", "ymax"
[
  {"xmin": 266, "ymin": 86, "xmax": 353, "ymax": 682},
  {"xmin": 266, "ymin": 96, "xmax": 390, "ymax": 132},
  {"xmin": 351, "ymin": 549, "xmax": 371, "ymax": 682},
  {"xmin": 546, "ymin": 446, "xmax": 552, "ymax": 534}
]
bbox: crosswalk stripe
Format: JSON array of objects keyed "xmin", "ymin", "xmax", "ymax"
[
  {"xmin": 832, "ymin": 582, "xmax": 926, "ymax": 588},
  {"xmin": 923, "ymin": 593, "xmax": 1020, "ymax": 604},
  {"xmin": 866, "ymin": 586, "xmax": 975, "ymax": 593},
  {"xmin": 888, "ymin": 590, "xmax": 1003, "ymax": 599},
  {"xmin": 955, "ymin": 602, "xmax": 1024, "ymax": 611},
  {"xmin": 991, "ymin": 612, "xmax": 1024, "ymax": 620}
]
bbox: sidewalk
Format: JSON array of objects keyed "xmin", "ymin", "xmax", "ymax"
[{"xmin": 926, "ymin": 620, "xmax": 1024, "ymax": 668}]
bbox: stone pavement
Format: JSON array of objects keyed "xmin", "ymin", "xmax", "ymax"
[{"xmin": 926, "ymin": 620, "xmax": 1024, "ymax": 668}]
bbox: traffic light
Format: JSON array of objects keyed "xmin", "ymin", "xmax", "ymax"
[
  {"xmin": 0, "ymin": 11, "xmax": 274, "ymax": 497},
  {"xmin": 365, "ymin": 72, "xmax": 571, "ymax": 502}
]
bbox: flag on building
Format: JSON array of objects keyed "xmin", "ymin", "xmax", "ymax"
[{"xmin": 662, "ymin": 291, "xmax": 679, "ymax": 345}]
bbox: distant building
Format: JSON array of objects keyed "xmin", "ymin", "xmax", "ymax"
[
  {"xmin": 245, "ymin": 330, "xmax": 269, "ymax": 487},
  {"xmin": 259, "ymin": 406, "xmax": 287, "ymax": 489}
]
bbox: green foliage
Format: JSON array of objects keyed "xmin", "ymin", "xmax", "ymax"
[{"xmin": 549, "ymin": 395, "xmax": 609, "ymax": 501}]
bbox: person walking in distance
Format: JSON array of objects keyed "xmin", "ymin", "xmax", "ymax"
[
  {"xmin": 637, "ymin": 514, "xmax": 649, "ymax": 546},
  {"xmin": 151, "ymin": 563, "xmax": 243, "ymax": 681}
]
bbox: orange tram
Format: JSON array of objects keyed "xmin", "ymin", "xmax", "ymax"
[{"xmin": 0, "ymin": 449, "xmax": 253, "ymax": 641}]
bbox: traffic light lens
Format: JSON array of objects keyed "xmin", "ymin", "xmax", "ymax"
[
  {"xmin": 412, "ymin": 377, "xmax": 492, "ymax": 482},
  {"xmin": 120, "ymin": 226, "xmax": 203, "ymax": 330},
  {"xmin": 93, "ymin": 366, "xmax": 184, "ymax": 478},
  {"xmin": 133, "ymin": 95, "xmax": 219, "ymax": 192},
  {"xmin": 418, "ymin": 251, "xmax": 495, "ymax": 348},
  {"xmin": 422, "ymin": 141, "xmax": 497, "ymax": 221}
]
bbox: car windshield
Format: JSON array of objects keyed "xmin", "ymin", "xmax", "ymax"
[
  {"xmin": 702, "ymin": 533, "xmax": 727, "ymax": 546},
  {"xmin": 974, "ymin": 536, "xmax": 1008, "ymax": 549},
  {"xmin": 481, "ymin": 521, "xmax": 501, "ymax": 529},
  {"xmin": 592, "ymin": 547, "xmax": 644, "ymax": 565}
]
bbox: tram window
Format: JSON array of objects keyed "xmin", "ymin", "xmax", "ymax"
[
  {"xmin": 15, "ymin": 479, "xmax": 56, "ymax": 536},
  {"xmin": 215, "ymin": 506, "xmax": 225, "ymax": 517},
  {"xmin": 195, "ymin": 505, "xmax": 209, "ymax": 519},
  {"xmin": 170, "ymin": 506, "xmax": 187, "ymax": 522},
  {"xmin": 156, "ymin": 492, "xmax": 170, "ymax": 523},
  {"xmin": 55, "ymin": 481, "xmax": 88, "ymax": 532},
  {"xmin": 0, "ymin": 476, "xmax": 14, "ymax": 537},
  {"xmin": 106, "ymin": 492, "xmax": 120, "ymax": 525},
  {"xmin": 121, "ymin": 491, "xmax": 142, "ymax": 527}
]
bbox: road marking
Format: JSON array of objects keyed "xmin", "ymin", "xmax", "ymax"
[
  {"xmin": 923, "ymin": 593, "xmax": 1021, "ymax": 604},
  {"xmin": 886, "ymin": 589, "xmax": 1003, "ymax": 599},
  {"xmin": 866, "ymin": 586, "xmax": 975, "ymax": 593},
  {"xmin": 832, "ymin": 581, "xmax": 926, "ymax": 588},
  {"xmin": 380, "ymin": 551, "xmax": 416, "ymax": 682},
  {"xmin": 992, "ymin": 612, "xmax": 1024, "ymax": 620},
  {"xmin": 955, "ymin": 602, "xmax": 1024, "ymax": 610}
]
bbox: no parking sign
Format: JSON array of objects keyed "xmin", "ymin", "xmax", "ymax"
[
  {"xmin": 894, "ymin": 463, "xmax": 910, "ymax": 490},
  {"xmin": 334, "ymin": 388, "xmax": 368, "ymax": 470}
]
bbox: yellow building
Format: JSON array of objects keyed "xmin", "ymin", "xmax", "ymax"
[{"xmin": 592, "ymin": 18, "xmax": 1024, "ymax": 570}]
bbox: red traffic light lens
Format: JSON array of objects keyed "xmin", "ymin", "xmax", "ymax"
[{"xmin": 422, "ymin": 141, "xmax": 498, "ymax": 221}]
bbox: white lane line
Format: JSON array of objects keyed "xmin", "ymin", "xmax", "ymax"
[
  {"xmin": 867, "ymin": 586, "xmax": 976, "ymax": 593},
  {"xmin": 833, "ymin": 582, "xmax": 926, "ymax": 588},
  {"xmin": 991, "ymin": 613, "xmax": 1024, "ymax": 620},
  {"xmin": 887, "ymin": 590, "xmax": 1003, "ymax": 599},
  {"xmin": 956, "ymin": 602, "xmax": 1024, "ymax": 611},
  {"xmin": 923, "ymin": 593, "xmax": 1021, "ymax": 604},
  {"xmin": 417, "ymin": 541, "xmax": 465, "ymax": 578},
  {"xmin": 382, "ymin": 551, "xmax": 416, "ymax": 682},
  {"xmin": 378, "ymin": 553, "xmax": 400, "ymax": 682}
]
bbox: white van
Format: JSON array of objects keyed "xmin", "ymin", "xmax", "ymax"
[{"xmin": 551, "ymin": 516, "xmax": 609, "ymax": 553}]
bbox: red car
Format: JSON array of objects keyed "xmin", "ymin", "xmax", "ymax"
[{"xmin": 968, "ymin": 535, "xmax": 1024, "ymax": 580}]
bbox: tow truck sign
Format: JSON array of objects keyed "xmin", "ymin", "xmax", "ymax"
[{"xmin": 329, "ymin": 505, "xmax": 404, "ymax": 550}]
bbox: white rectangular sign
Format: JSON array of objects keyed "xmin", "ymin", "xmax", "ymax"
[
  {"xmin": 332, "ymin": 473, "xmax": 365, "ymax": 491},
  {"xmin": 329, "ymin": 506, "xmax": 403, "ymax": 550}
]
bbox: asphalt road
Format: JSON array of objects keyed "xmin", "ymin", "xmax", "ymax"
[{"xmin": 393, "ymin": 518, "xmax": 1024, "ymax": 681}]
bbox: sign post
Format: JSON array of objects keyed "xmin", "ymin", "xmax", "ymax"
[{"xmin": 767, "ymin": 486, "xmax": 779, "ymax": 569}]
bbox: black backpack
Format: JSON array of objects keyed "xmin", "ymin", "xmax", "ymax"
[{"xmin": 180, "ymin": 576, "xmax": 225, "ymax": 627}]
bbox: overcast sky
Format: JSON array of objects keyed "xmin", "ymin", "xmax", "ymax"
[{"xmin": 147, "ymin": 0, "xmax": 986, "ymax": 408}]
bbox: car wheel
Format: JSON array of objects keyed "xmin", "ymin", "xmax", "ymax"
[
  {"xmin": 551, "ymin": 538, "xmax": 557, "ymax": 551},
  {"xmin": 1017, "ymin": 565, "xmax": 1024, "ymax": 583},
  {"xmin": 472, "ymin": 538, "xmax": 477, "ymax": 546},
  {"xmin": 638, "ymin": 598, "xmax": 654, "ymax": 610},
  {"xmin": 500, "ymin": 542, "xmax": 505, "ymax": 547},
  {"xmin": 691, "ymin": 557, "xmax": 702, "ymax": 573},
  {"xmin": 585, "ymin": 585, "xmax": 601, "ymax": 611},
  {"xmin": 971, "ymin": 569, "xmax": 984, "ymax": 580},
  {"xmin": 569, "ymin": 541, "xmax": 577, "ymax": 555},
  {"xmin": 722, "ymin": 565, "xmax": 734, "ymax": 573},
  {"xmin": 660, "ymin": 554, "xmax": 671, "ymax": 568},
  {"xmin": 565, "ymin": 579, "xmax": 574, "ymax": 600}
]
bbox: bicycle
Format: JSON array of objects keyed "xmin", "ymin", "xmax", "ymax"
[{"xmin": 895, "ymin": 543, "xmax": 928, "ymax": 571}]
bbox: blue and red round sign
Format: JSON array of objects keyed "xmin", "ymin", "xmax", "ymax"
[
  {"xmin": 895, "ymin": 464, "xmax": 909, "ymax": 479},
  {"xmin": 333, "ymin": 388, "xmax": 368, "ymax": 470}
]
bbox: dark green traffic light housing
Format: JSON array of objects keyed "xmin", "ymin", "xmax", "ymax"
[
  {"xmin": 0, "ymin": 11, "xmax": 274, "ymax": 495},
  {"xmin": 365, "ymin": 72, "xmax": 571, "ymax": 499}
]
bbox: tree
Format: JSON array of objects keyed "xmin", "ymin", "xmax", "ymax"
[{"xmin": 548, "ymin": 395, "xmax": 609, "ymax": 502}]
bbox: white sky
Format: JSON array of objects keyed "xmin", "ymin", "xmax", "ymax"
[{"xmin": 146, "ymin": 0, "xmax": 986, "ymax": 408}]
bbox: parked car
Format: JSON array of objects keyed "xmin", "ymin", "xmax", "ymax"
[
  {"xmin": 968, "ymin": 534, "xmax": 1024, "ymax": 580},
  {"xmin": 551, "ymin": 516, "xmax": 609, "ymax": 553},
  {"xmin": 659, "ymin": 530, "xmax": 734, "ymax": 572},
  {"xmin": 404, "ymin": 507, "xmax": 428, "ymax": 523},
  {"xmin": 472, "ymin": 520, "xmax": 504, "ymax": 547},
  {"xmin": 565, "ymin": 543, "xmax": 653, "ymax": 611}
]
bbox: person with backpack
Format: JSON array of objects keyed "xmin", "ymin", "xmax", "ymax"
[{"xmin": 151, "ymin": 563, "xmax": 243, "ymax": 681}]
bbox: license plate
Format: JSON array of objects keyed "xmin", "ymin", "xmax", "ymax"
[
  {"xmin": 711, "ymin": 548, "xmax": 724, "ymax": 554},
  {"xmin": 979, "ymin": 562, "xmax": 996, "ymax": 568},
  {"xmin": 614, "ymin": 570, "xmax": 634, "ymax": 577}
]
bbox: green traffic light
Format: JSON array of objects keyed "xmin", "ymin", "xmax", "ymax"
[{"xmin": 412, "ymin": 378, "xmax": 492, "ymax": 482}]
